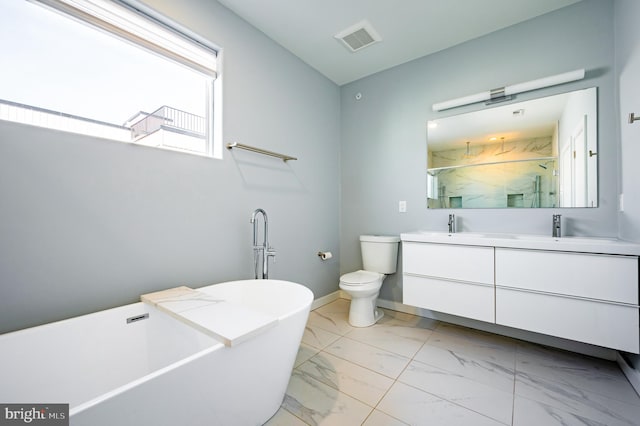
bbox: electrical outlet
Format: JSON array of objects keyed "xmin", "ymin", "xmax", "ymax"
[
  {"xmin": 620, "ymin": 193, "xmax": 625, "ymax": 212},
  {"xmin": 399, "ymin": 200, "xmax": 407, "ymax": 213}
]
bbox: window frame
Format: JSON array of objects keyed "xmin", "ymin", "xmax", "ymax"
[{"xmin": 27, "ymin": 0, "xmax": 222, "ymax": 158}]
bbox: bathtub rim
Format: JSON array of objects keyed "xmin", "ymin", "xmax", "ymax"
[{"xmin": 196, "ymin": 278, "xmax": 315, "ymax": 321}]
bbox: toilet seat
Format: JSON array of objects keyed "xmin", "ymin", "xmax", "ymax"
[{"xmin": 340, "ymin": 270, "xmax": 384, "ymax": 286}]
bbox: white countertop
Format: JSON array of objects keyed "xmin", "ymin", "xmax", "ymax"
[{"xmin": 400, "ymin": 231, "xmax": 640, "ymax": 256}]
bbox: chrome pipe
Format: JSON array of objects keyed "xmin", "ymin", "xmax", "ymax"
[{"xmin": 250, "ymin": 208, "xmax": 275, "ymax": 279}]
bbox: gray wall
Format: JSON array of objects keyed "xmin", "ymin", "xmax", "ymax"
[
  {"xmin": 617, "ymin": 0, "xmax": 640, "ymax": 243},
  {"xmin": 0, "ymin": 0, "xmax": 341, "ymax": 334},
  {"xmin": 340, "ymin": 0, "xmax": 618, "ymax": 303},
  {"xmin": 615, "ymin": 0, "xmax": 640, "ymax": 370}
]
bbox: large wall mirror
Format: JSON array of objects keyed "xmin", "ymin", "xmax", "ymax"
[{"xmin": 427, "ymin": 87, "xmax": 597, "ymax": 209}]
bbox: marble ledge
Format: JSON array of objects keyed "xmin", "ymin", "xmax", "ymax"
[{"xmin": 142, "ymin": 286, "xmax": 278, "ymax": 347}]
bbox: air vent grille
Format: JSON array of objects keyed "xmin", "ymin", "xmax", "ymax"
[{"xmin": 335, "ymin": 20, "xmax": 381, "ymax": 52}]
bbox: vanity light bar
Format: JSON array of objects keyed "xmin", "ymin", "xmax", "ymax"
[{"xmin": 432, "ymin": 69, "xmax": 585, "ymax": 112}]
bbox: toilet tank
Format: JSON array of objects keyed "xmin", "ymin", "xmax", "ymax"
[{"xmin": 360, "ymin": 235, "xmax": 401, "ymax": 274}]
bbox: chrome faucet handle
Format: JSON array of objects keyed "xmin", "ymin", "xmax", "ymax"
[
  {"xmin": 448, "ymin": 213, "xmax": 456, "ymax": 233},
  {"xmin": 266, "ymin": 246, "xmax": 277, "ymax": 261},
  {"xmin": 552, "ymin": 214, "xmax": 562, "ymax": 238}
]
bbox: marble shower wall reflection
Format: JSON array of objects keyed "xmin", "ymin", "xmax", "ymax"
[{"xmin": 428, "ymin": 137, "xmax": 557, "ymax": 208}]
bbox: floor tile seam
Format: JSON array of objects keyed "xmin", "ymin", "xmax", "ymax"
[
  {"xmin": 419, "ymin": 341, "xmax": 518, "ymax": 373},
  {"xmin": 367, "ymin": 401, "xmax": 411, "ymax": 425},
  {"xmin": 301, "ymin": 325, "xmax": 343, "ymax": 347},
  {"xmin": 396, "ymin": 361, "xmax": 516, "ymax": 402},
  {"xmin": 292, "ymin": 362, "xmax": 385, "ymax": 413},
  {"xmin": 278, "ymin": 405, "xmax": 313, "ymax": 426},
  {"xmin": 401, "ymin": 343, "xmax": 517, "ymax": 421},
  {"xmin": 433, "ymin": 324, "xmax": 514, "ymax": 343},
  {"xmin": 512, "ymin": 393, "xmax": 614, "ymax": 426},
  {"xmin": 513, "ymin": 368, "xmax": 640, "ymax": 408},
  {"xmin": 407, "ymin": 356, "xmax": 517, "ymax": 394},
  {"xmin": 392, "ymin": 380, "xmax": 513, "ymax": 426},
  {"xmin": 420, "ymin": 336, "xmax": 518, "ymax": 362},
  {"xmin": 305, "ymin": 349, "xmax": 398, "ymax": 395},
  {"xmin": 318, "ymin": 346, "xmax": 409, "ymax": 381},
  {"xmin": 301, "ymin": 340, "xmax": 333, "ymax": 352},
  {"xmin": 365, "ymin": 409, "xmax": 411, "ymax": 426},
  {"xmin": 336, "ymin": 334, "xmax": 421, "ymax": 360},
  {"xmin": 281, "ymin": 370, "xmax": 327, "ymax": 426},
  {"xmin": 373, "ymin": 350, "xmax": 506, "ymax": 424},
  {"xmin": 298, "ymin": 341, "xmax": 323, "ymax": 352},
  {"xmin": 312, "ymin": 308, "xmax": 350, "ymax": 317},
  {"xmin": 345, "ymin": 326, "xmax": 434, "ymax": 346},
  {"xmin": 307, "ymin": 321, "xmax": 353, "ymax": 337},
  {"xmin": 347, "ymin": 322, "xmax": 436, "ymax": 339},
  {"xmin": 367, "ymin": 375, "xmax": 412, "ymax": 426},
  {"xmin": 306, "ymin": 313, "xmax": 351, "ymax": 334},
  {"xmin": 378, "ymin": 315, "xmax": 439, "ymax": 331},
  {"xmin": 426, "ymin": 330, "xmax": 518, "ymax": 354},
  {"xmin": 430, "ymin": 338, "xmax": 519, "ymax": 357}
]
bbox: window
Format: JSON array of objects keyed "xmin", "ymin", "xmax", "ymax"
[{"xmin": 0, "ymin": 0, "xmax": 220, "ymax": 157}]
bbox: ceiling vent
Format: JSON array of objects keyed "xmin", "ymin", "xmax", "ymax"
[{"xmin": 335, "ymin": 20, "xmax": 381, "ymax": 52}]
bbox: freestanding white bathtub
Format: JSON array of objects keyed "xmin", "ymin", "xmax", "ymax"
[{"xmin": 0, "ymin": 279, "xmax": 313, "ymax": 426}]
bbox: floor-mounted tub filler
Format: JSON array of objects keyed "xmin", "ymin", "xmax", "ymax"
[{"xmin": 0, "ymin": 279, "xmax": 313, "ymax": 426}]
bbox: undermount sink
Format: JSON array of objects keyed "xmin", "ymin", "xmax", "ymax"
[
  {"xmin": 411, "ymin": 231, "xmax": 547, "ymax": 240},
  {"xmin": 400, "ymin": 231, "xmax": 640, "ymax": 255},
  {"xmin": 412, "ymin": 231, "xmax": 615, "ymax": 242}
]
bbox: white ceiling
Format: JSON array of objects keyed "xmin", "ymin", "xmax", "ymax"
[{"xmin": 217, "ymin": 0, "xmax": 582, "ymax": 86}]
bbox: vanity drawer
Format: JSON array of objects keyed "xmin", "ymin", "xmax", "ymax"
[
  {"xmin": 403, "ymin": 275, "xmax": 495, "ymax": 323},
  {"xmin": 495, "ymin": 248, "xmax": 638, "ymax": 304},
  {"xmin": 403, "ymin": 242, "xmax": 494, "ymax": 284},
  {"xmin": 496, "ymin": 287, "xmax": 639, "ymax": 353}
]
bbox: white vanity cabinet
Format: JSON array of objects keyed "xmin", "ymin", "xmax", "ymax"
[
  {"xmin": 402, "ymin": 242, "xmax": 495, "ymax": 322},
  {"xmin": 400, "ymin": 232, "xmax": 640, "ymax": 354},
  {"xmin": 495, "ymin": 248, "xmax": 639, "ymax": 353}
]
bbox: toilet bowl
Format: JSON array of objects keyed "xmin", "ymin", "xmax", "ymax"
[
  {"xmin": 339, "ymin": 235, "xmax": 400, "ymax": 327},
  {"xmin": 339, "ymin": 270, "xmax": 386, "ymax": 327}
]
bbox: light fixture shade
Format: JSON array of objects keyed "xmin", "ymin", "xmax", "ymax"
[
  {"xmin": 504, "ymin": 69, "xmax": 585, "ymax": 96},
  {"xmin": 432, "ymin": 91, "xmax": 491, "ymax": 112},
  {"xmin": 432, "ymin": 69, "xmax": 585, "ymax": 112}
]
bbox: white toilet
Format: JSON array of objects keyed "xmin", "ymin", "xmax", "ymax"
[{"xmin": 339, "ymin": 235, "xmax": 400, "ymax": 327}]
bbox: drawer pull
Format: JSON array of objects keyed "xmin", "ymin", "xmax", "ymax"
[
  {"xmin": 404, "ymin": 273, "xmax": 494, "ymax": 288},
  {"xmin": 495, "ymin": 285, "xmax": 639, "ymax": 308}
]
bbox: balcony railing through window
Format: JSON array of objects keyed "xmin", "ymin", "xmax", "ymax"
[{"xmin": 131, "ymin": 106, "xmax": 206, "ymax": 140}]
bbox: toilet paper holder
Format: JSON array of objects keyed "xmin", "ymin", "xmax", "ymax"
[{"xmin": 317, "ymin": 251, "xmax": 333, "ymax": 260}]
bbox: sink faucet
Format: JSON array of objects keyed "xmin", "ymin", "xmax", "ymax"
[
  {"xmin": 250, "ymin": 208, "xmax": 276, "ymax": 279},
  {"xmin": 448, "ymin": 213, "xmax": 456, "ymax": 234},
  {"xmin": 552, "ymin": 214, "xmax": 562, "ymax": 238}
]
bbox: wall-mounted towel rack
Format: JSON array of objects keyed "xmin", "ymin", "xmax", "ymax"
[{"xmin": 226, "ymin": 142, "xmax": 297, "ymax": 162}]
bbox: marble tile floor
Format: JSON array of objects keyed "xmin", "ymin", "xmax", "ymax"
[{"xmin": 264, "ymin": 298, "xmax": 640, "ymax": 426}]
